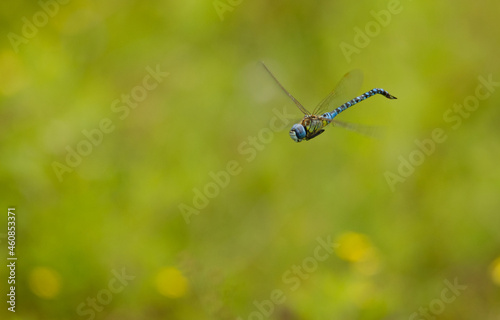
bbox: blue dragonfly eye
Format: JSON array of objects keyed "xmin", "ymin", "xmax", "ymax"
[{"xmin": 289, "ymin": 124, "xmax": 306, "ymax": 142}]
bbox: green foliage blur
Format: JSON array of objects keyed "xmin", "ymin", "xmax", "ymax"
[{"xmin": 1, "ymin": 0, "xmax": 500, "ymax": 319}]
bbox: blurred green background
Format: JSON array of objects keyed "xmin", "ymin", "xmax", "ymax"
[{"xmin": 1, "ymin": 0, "xmax": 500, "ymax": 319}]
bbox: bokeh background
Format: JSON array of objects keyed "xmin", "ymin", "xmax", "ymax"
[{"xmin": 1, "ymin": 0, "xmax": 500, "ymax": 319}]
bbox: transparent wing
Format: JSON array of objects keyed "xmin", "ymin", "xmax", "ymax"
[
  {"xmin": 312, "ymin": 69, "xmax": 364, "ymax": 116},
  {"xmin": 331, "ymin": 119, "xmax": 382, "ymax": 139},
  {"xmin": 261, "ymin": 62, "xmax": 311, "ymax": 115}
]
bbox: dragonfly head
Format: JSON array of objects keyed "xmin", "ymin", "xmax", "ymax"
[{"xmin": 290, "ymin": 123, "xmax": 306, "ymax": 142}]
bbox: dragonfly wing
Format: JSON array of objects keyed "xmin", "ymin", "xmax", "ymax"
[
  {"xmin": 331, "ymin": 119, "xmax": 382, "ymax": 139},
  {"xmin": 312, "ymin": 69, "xmax": 364, "ymax": 116},
  {"xmin": 261, "ymin": 62, "xmax": 311, "ymax": 115}
]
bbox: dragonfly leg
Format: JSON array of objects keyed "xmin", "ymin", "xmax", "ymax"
[{"xmin": 305, "ymin": 129, "xmax": 325, "ymax": 140}]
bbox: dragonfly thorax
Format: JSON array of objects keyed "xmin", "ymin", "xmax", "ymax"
[{"xmin": 290, "ymin": 115, "xmax": 331, "ymax": 142}]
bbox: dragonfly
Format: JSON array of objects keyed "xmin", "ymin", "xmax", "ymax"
[{"xmin": 261, "ymin": 62, "xmax": 397, "ymax": 142}]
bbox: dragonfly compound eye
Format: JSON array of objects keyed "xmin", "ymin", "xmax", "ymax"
[{"xmin": 289, "ymin": 124, "xmax": 306, "ymax": 142}]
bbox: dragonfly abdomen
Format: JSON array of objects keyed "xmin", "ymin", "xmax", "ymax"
[{"xmin": 327, "ymin": 88, "xmax": 397, "ymax": 119}]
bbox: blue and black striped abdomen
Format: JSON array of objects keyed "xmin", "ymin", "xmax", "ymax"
[{"xmin": 324, "ymin": 88, "xmax": 397, "ymax": 119}]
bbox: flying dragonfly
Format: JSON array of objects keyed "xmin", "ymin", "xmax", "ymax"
[{"xmin": 261, "ymin": 62, "xmax": 397, "ymax": 142}]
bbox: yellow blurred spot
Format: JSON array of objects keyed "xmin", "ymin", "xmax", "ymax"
[
  {"xmin": 490, "ymin": 257, "xmax": 500, "ymax": 286},
  {"xmin": 155, "ymin": 267, "xmax": 189, "ymax": 298},
  {"xmin": 29, "ymin": 267, "xmax": 62, "ymax": 299},
  {"xmin": 336, "ymin": 232, "xmax": 373, "ymax": 262}
]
